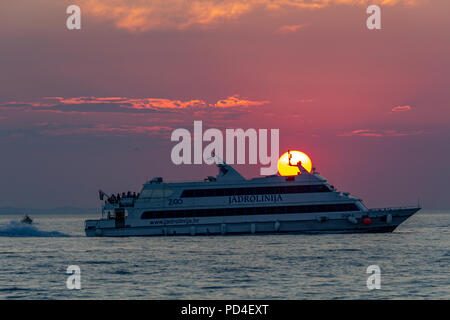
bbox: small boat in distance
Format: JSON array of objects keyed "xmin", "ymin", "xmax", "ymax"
[
  {"xmin": 21, "ymin": 215, "xmax": 33, "ymax": 225},
  {"xmin": 85, "ymin": 154, "xmax": 421, "ymax": 237}
]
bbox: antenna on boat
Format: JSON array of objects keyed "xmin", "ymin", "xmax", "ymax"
[
  {"xmin": 287, "ymin": 150, "xmax": 309, "ymax": 175},
  {"xmin": 207, "ymin": 150, "xmax": 225, "ymax": 165},
  {"xmin": 287, "ymin": 149, "xmax": 301, "ymax": 168},
  {"xmin": 98, "ymin": 189, "xmax": 109, "ymax": 219}
]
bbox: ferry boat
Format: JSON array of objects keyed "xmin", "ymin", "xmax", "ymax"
[{"xmin": 85, "ymin": 156, "xmax": 420, "ymax": 237}]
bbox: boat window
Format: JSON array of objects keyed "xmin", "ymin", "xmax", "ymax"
[
  {"xmin": 165, "ymin": 189, "xmax": 174, "ymax": 197},
  {"xmin": 151, "ymin": 189, "xmax": 165, "ymax": 198},
  {"xmin": 139, "ymin": 190, "xmax": 153, "ymax": 199},
  {"xmin": 180, "ymin": 184, "xmax": 332, "ymax": 198},
  {"xmin": 140, "ymin": 188, "xmax": 173, "ymax": 200},
  {"xmin": 141, "ymin": 203, "xmax": 358, "ymax": 219}
]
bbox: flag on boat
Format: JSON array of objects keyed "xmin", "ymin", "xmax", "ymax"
[{"xmin": 98, "ymin": 189, "xmax": 107, "ymax": 201}]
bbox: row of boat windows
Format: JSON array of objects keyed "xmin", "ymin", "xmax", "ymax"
[
  {"xmin": 141, "ymin": 203, "xmax": 359, "ymax": 219},
  {"xmin": 180, "ymin": 185, "xmax": 332, "ymax": 198}
]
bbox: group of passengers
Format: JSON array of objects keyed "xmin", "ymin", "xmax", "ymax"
[{"xmin": 107, "ymin": 191, "xmax": 139, "ymax": 204}]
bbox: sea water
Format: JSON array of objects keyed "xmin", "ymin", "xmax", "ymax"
[{"xmin": 0, "ymin": 211, "xmax": 448, "ymax": 299}]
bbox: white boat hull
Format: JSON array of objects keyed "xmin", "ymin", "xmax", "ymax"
[{"xmin": 85, "ymin": 207, "xmax": 419, "ymax": 237}]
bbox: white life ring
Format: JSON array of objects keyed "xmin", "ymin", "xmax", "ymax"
[
  {"xmin": 274, "ymin": 220, "xmax": 281, "ymax": 232},
  {"xmin": 386, "ymin": 214, "xmax": 392, "ymax": 224},
  {"xmin": 348, "ymin": 216, "xmax": 358, "ymax": 224}
]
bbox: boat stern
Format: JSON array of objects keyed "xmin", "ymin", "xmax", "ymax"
[{"xmin": 85, "ymin": 219, "xmax": 101, "ymax": 237}]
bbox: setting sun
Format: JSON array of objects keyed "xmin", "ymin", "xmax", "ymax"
[{"xmin": 277, "ymin": 150, "xmax": 312, "ymax": 176}]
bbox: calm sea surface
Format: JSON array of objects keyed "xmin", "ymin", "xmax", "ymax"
[{"xmin": 0, "ymin": 211, "xmax": 448, "ymax": 299}]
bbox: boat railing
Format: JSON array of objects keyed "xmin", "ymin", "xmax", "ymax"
[{"xmin": 368, "ymin": 205, "xmax": 420, "ymax": 212}]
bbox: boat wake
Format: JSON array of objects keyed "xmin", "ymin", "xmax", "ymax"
[{"xmin": 0, "ymin": 221, "xmax": 70, "ymax": 237}]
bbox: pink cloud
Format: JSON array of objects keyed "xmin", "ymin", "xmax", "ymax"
[
  {"xmin": 2, "ymin": 96, "xmax": 269, "ymax": 112},
  {"xmin": 44, "ymin": 97, "xmax": 206, "ymax": 109},
  {"xmin": 39, "ymin": 124, "xmax": 174, "ymax": 137},
  {"xmin": 214, "ymin": 95, "xmax": 270, "ymax": 108},
  {"xmin": 277, "ymin": 24, "xmax": 309, "ymax": 34},
  {"xmin": 79, "ymin": 0, "xmax": 418, "ymax": 32},
  {"xmin": 349, "ymin": 129, "xmax": 384, "ymax": 137},
  {"xmin": 120, "ymin": 98, "xmax": 207, "ymax": 110},
  {"xmin": 341, "ymin": 129, "xmax": 426, "ymax": 137},
  {"xmin": 391, "ymin": 105, "xmax": 412, "ymax": 113},
  {"xmin": 82, "ymin": 124, "xmax": 174, "ymax": 135},
  {"xmin": 1, "ymin": 100, "xmax": 56, "ymax": 108}
]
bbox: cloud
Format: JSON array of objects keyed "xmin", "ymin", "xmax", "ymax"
[
  {"xmin": 214, "ymin": 95, "xmax": 270, "ymax": 108},
  {"xmin": 0, "ymin": 94, "xmax": 270, "ymax": 138},
  {"xmin": 341, "ymin": 128, "xmax": 426, "ymax": 137},
  {"xmin": 1, "ymin": 95, "xmax": 268, "ymax": 114},
  {"xmin": 39, "ymin": 124, "xmax": 174, "ymax": 137},
  {"xmin": 297, "ymin": 98, "xmax": 313, "ymax": 103},
  {"xmin": 123, "ymin": 99, "xmax": 206, "ymax": 110},
  {"xmin": 348, "ymin": 129, "xmax": 384, "ymax": 137},
  {"xmin": 391, "ymin": 105, "xmax": 412, "ymax": 113},
  {"xmin": 80, "ymin": 0, "xmax": 253, "ymax": 32},
  {"xmin": 79, "ymin": 0, "xmax": 419, "ymax": 32},
  {"xmin": 277, "ymin": 24, "xmax": 309, "ymax": 34},
  {"xmin": 45, "ymin": 97, "xmax": 207, "ymax": 110}
]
